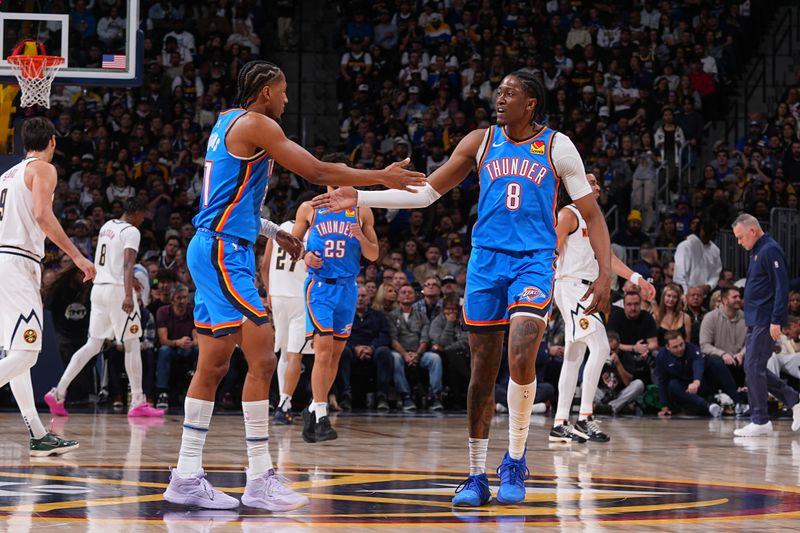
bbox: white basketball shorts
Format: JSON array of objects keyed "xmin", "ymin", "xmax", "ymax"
[
  {"xmin": 271, "ymin": 295, "xmax": 309, "ymax": 355},
  {"xmin": 0, "ymin": 254, "xmax": 43, "ymax": 351},
  {"xmin": 88, "ymin": 284, "xmax": 142, "ymax": 343}
]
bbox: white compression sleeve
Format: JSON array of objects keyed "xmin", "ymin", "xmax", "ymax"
[
  {"xmin": 259, "ymin": 218, "xmax": 281, "ymax": 239},
  {"xmin": 357, "ymin": 183, "xmax": 441, "ymax": 209}
]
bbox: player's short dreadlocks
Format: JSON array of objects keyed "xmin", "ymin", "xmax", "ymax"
[
  {"xmin": 510, "ymin": 69, "xmax": 547, "ymax": 124},
  {"xmin": 234, "ymin": 60, "xmax": 284, "ymax": 108}
]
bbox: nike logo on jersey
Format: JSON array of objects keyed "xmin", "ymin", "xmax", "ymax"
[
  {"xmin": 491, "ymin": 139, "xmax": 506, "ymax": 148},
  {"xmin": 483, "ymin": 157, "xmax": 550, "ymax": 185}
]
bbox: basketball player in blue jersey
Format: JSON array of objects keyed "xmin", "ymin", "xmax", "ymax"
[
  {"xmin": 292, "ymin": 154, "xmax": 379, "ymax": 442},
  {"xmin": 163, "ymin": 60, "xmax": 424, "ymax": 511},
  {"xmin": 313, "ymin": 69, "xmax": 613, "ymax": 507}
]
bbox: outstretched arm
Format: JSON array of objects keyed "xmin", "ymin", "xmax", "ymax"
[
  {"xmin": 232, "ymin": 113, "xmax": 425, "ymax": 191},
  {"xmin": 311, "ymin": 128, "xmax": 487, "ymax": 211}
]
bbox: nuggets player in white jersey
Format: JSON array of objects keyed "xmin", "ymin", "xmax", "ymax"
[
  {"xmin": 260, "ymin": 194, "xmax": 315, "ymax": 425},
  {"xmin": 0, "ymin": 117, "xmax": 95, "ymax": 455},
  {"xmin": 551, "ymin": 173, "xmax": 656, "ymax": 443},
  {"xmin": 45, "ymin": 198, "xmax": 165, "ymax": 418},
  {"xmin": 314, "ymin": 70, "xmax": 612, "ymax": 506}
]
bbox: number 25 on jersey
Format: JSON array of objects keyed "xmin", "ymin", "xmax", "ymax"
[{"xmin": 324, "ymin": 240, "xmax": 345, "ymax": 258}]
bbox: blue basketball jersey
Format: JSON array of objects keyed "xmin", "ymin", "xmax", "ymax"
[
  {"xmin": 471, "ymin": 125, "xmax": 560, "ymax": 253},
  {"xmin": 192, "ymin": 108, "xmax": 274, "ymax": 243},
  {"xmin": 306, "ymin": 207, "xmax": 362, "ymax": 279}
]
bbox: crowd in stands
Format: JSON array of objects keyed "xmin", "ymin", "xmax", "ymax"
[{"xmin": 19, "ymin": 1, "xmax": 800, "ymax": 418}]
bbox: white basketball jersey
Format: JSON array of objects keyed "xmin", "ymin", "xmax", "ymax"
[
  {"xmin": 268, "ymin": 220, "xmax": 307, "ymax": 298},
  {"xmin": 94, "ymin": 220, "xmax": 141, "ymax": 285},
  {"xmin": 0, "ymin": 157, "xmax": 46, "ymax": 260},
  {"xmin": 556, "ymin": 204, "xmax": 598, "ymax": 281}
]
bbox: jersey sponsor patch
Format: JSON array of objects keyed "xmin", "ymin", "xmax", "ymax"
[
  {"xmin": 530, "ymin": 140, "xmax": 546, "ymax": 155},
  {"xmin": 345, "ymin": 209, "xmax": 356, "ymax": 218}
]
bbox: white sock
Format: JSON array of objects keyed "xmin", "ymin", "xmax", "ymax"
[
  {"xmin": 279, "ymin": 393, "xmax": 292, "ymax": 412},
  {"xmin": 242, "ymin": 400, "xmax": 273, "ymax": 479},
  {"xmin": 10, "ymin": 371, "xmax": 46, "ymax": 439},
  {"xmin": 124, "ymin": 337, "xmax": 144, "ymax": 407},
  {"xmin": 507, "ymin": 378, "xmax": 536, "ymax": 460},
  {"xmin": 176, "ymin": 397, "xmax": 214, "ymax": 478},
  {"xmin": 277, "ymin": 350, "xmax": 289, "ymax": 393},
  {"xmin": 555, "ymin": 340, "xmax": 586, "ymax": 424},
  {"xmin": 468, "ymin": 438, "xmax": 488, "ymax": 475},
  {"xmin": 311, "ymin": 402, "xmax": 328, "ymax": 419},
  {"xmin": 578, "ymin": 333, "xmax": 610, "ymax": 420},
  {"xmin": 57, "ymin": 337, "xmax": 105, "ymax": 399}
]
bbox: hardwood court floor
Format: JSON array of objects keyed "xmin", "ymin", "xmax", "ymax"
[{"xmin": 0, "ymin": 411, "xmax": 799, "ymax": 532}]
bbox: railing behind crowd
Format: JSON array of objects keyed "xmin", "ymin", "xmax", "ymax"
[
  {"xmin": 770, "ymin": 208, "xmax": 800, "ymax": 279},
  {"xmin": 715, "ymin": 229, "xmax": 748, "ymax": 280}
]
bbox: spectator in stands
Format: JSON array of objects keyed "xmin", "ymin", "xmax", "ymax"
[
  {"xmin": 607, "ymin": 291, "xmax": 659, "ymax": 384},
  {"xmin": 715, "ymin": 269, "xmax": 736, "ymax": 291},
  {"xmin": 685, "ymin": 286, "xmax": 708, "ymax": 345},
  {"xmin": 613, "ymin": 210, "xmax": 650, "ymax": 248},
  {"xmin": 656, "ymin": 331, "xmax": 734, "ymax": 417},
  {"xmin": 768, "ymin": 316, "xmax": 800, "ymax": 380},
  {"xmin": 631, "ymin": 151, "xmax": 659, "ymax": 232},
  {"xmin": 388, "ymin": 284, "xmax": 443, "ymax": 411},
  {"xmin": 673, "ymin": 218, "xmax": 722, "ymax": 295},
  {"xmin": 789, "ymin": 291, "xmax": 800, "ymax": 319},
  {"xmin": 154, "ymin": 284, "xmax": 197, "ymax": 409},
  {"xmin": 653, "ymin": 283, "xmax": 692, "ymax": 346},
  {"xmin": 656, "ymin": 216, "xmax": 681, "ymax": 247},
  {"xmin": 339, "ymin": 286, "xmax": 394, "ymax": 411},
  {"xmin": 413, "ymin": 276, "xmax": 443, "ymax": 321},
  {"xmin": 430, "ymin": 296, "xmax": 469, "ymax": 409},
  {"xmin": 413, "ymin": 244, "xmax": 449, "ymax": 283},
  {"xmin": 442, "ymin": 237, "xmax": 467, "ymax": 277},
  {"xmin": 632, "ymin": 242, "xmax": 659, "ymax": 280},
  {"xmin": 595, "ymin": 331, "xmax": 646, "ymax": 415},
  {"xmin": 700, "ymin": 286, "xmax": 746, "ymax": 387},
  {"xmin": 372, "ymin": 282, "xmax": 398, "ymax": 314}
]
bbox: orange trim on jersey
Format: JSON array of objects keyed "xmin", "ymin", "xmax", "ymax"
[
  {"xmin": 308, "ymin": 205, "xmax": 318, "ymax": 228},
  {"xmin": 219, "ymin": 108, "xmax": 245, "ymax": 116},
  {"xmin": 216, "ymin": 244, "xmax": 268, "ymax": 318},
  {"xmin": 305, "ymin": 281, "xmax": 333, "ymax": 333},
  {"xmin": 462, "ymin": 307, "xmax": 510, "ymax": 326},
  {"xmin": 194, "ymin": 319, "xmax": 244, "ymax": 331},
  {"xmin": 546, "ymin": 130, "xmax": 561, "ymax": 228},
  {"xmin": 214, "ymin": 152, "xmax": 269, "ymax": 232},
  {"xmin": 477, "ymin": 127, "xmax": 494, "ymax": 170},
  {"xmin": 499, "ymin": 124, "xmax": 548, "ymax": 146}
]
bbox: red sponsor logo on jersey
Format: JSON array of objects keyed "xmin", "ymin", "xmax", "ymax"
[
  {"xmin": 582, "ymin": 228, "xmax": 589, "ymax": 237},
  {"xmin": 519, "ymin": 286, "xmax": 542, "ymax": 302},
  {"xmin": 530, "ymin": 140, "xmax": 546, "ymax": 155},
  {"xmin": 345, "ymin": 209, "xmax": 356, "ymax": 218}
]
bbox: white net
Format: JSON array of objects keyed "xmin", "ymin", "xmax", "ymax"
[{"xmin": 7, "ymin": 56, "xmax": 65, "ymax": 109}]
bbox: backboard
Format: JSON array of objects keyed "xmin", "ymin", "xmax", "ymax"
[{"xmin": 0, "ymin": 0, "xmax": 142, "ymax": 86}]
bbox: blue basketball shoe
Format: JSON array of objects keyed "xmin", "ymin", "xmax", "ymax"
[
  {"xmin": 451, "ymin": 473, "xmax": 491, "ymax": 507},
  {"xmin": 496, "ymin": 450, "xmax": 529, "ymax": 504}
]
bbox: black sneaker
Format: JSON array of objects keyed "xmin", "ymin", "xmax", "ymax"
[
  {"xmin": 376, "ymin": 394, "xmax": 390, "ymax": 411},
  {"xmin": 314, "ymin": 416, "xmax": 338, "ymax": 442},
  {"xmin": 156, "ymin": 392, "xmax": 169, "ymax": 410},
  {"xmin": 549, "ymin": 422, "xmax": 587, "ymax": 444},
  {"xmin": 302, "ymin": 408, "xmax": 317, "ymax": 443},
  {"xmin": 574, "ymin": 416, "xmax": 610, "ymax": 443}
]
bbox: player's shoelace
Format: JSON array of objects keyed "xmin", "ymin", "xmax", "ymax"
[
  {"xmin": 265, "ymin": 472, "xmax": 295, "ymax": 497},
  {"xmin": 584, "ymin": 418, "xmax": 603, "ymax": 435},
  {"xmin": 454, "ymin": 474, "xmax": 489, "ymax": 496},
  {"xmin": 497, "ymin": 460, "xmax": 530, "ymax": 487}
]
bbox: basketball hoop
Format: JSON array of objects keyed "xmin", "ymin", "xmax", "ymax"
[{"xmin": 7, "ymin": 55, "xmax": 65, "ymax": 108}]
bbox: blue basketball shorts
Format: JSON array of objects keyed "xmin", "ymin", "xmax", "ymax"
[
  {"xmin": 462, "ymin": 246, "xmax": 557, "ymax": 331},
  {"xmin": 304, "ymin": 276, "xmax": 358, "ymax": 340},
  {"xmin": 187, "ymin": 231, "xmax": 268, "ymax": 337}
]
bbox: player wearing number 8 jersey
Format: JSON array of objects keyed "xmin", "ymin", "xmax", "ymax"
[
  {"xmin": 45, "ymin": 198, "xmax": 164, "ymax": 418},
  {"xmin": 312, "ymin": 70, "xmax": 613, "ymax": 506}
]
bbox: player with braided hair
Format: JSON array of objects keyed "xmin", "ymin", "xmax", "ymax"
[
  {"xmin": 313, "ymin": 69, "xmax": 613, "ymax": 506},
  {"xmin": 163, "ymin": 60, "xmax": 424, "ymax": 511}
]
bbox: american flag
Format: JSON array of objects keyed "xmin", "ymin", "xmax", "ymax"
[{"xmin": 101, "ymin": 54, "xmax": 126, "ymax": 69}]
